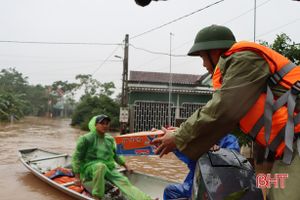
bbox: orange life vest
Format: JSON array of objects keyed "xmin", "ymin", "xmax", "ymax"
[{"xmin": 212, "ymin": 41, "xmax": 300, "ymax": 163}]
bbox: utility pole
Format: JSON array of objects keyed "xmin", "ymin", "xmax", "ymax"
[
  {"xmin": 168, "ymin": 32, "xmax": 173, "ymax": 127},
  {"xmin": 253, "ymin": 0, "xmax": 257, "ymax": 42},
  {"xmin": 123, "ymin": 34, "xmax": 129, "ymax": 107},
  {"xmin": 120, "ymin": 34, "xmax": 129, "ymax": 134},
  {"xmin": 251, "ymin": 0, "xmax": 257, "ymax": 160}
]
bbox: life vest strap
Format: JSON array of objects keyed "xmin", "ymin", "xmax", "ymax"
[
  {"xmin": 268, "ymin": 127, "xmax": 285, "ymax": 153},
  {"xmin": 273, "ymin": 90, "xmax": 290, "ymax": 110},
  {"xmin": 250, "ymin": 81, "xmax": 299, "ymax": 164},
  {"xmin": 291, "ymin": 81, "xmax": 300, "ymax": 95},
  {"xmin": 249, "ymin": 116, "xmax": 264, "ymax": 139},
  {"xmin": 268, "ymin": 62, "xmax": 297, "ymax": 86},
  {"xmin": 268, "ymin": 128, "xmax": 300, "ymax": 159},
  {"xmin": 265, "ymin": 112, "xmax": 300, "ymax": 158},
  {"xmin": 264, "ymin": 86, "xmax": 274, "ymax": 147},
  {"xmin": 282, "ymin": 88, "xmax": 297, "ymax": 164},
  {"xmin": 249, "ymin": 89, "xmax": 291, "ymax": 140}
]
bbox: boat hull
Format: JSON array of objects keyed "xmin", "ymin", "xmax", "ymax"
[{"xmin": 18, "ymin": 148, "xmax": 175, "ymax": 199}]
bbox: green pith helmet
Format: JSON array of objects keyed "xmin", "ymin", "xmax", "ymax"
[{"xmin": 188, "ymin": 25, "xmax": 236, "ymax": 56}]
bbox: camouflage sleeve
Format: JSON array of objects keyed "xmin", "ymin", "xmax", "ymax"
[{"xmin": 174, "ymin": 51, "xmax": 270, "ymax": 160}]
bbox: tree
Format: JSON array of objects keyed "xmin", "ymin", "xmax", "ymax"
[
  {"xmin": 0, "ymin": 68, "xmax": 29, "ymax": 120},
  {"xmin": 0, "ymin": 68, "xmax": 28, "ymax": 94},
  {"xmin": 71, "ymin": 74, "xmax": 120, "ymax": 130},
  {"xmin": 49, "ymin": 80, "xmax": 79, "ymax": 117},
  {"xmin": 0, "ymin": 68, "xmax": 78, "ymax": 120},
  {"xmin": 71, "ymin": 94, "xmax": 120, "ymax": 130},
  {"xmin": 23, "ymin": 84, "xmax": 49, "ymax": 116},
  {"xmin": 75, "ymin": 74, "xmax": 102, "ymax": 96},
  {"xmin": 260, "ymin": 33, "xmax": 300, "ymax": 65},
  {"xmin": 51, "ymin": 80, "xmax": 79, "ymax": 96},
  {"xmin": 100, "ymin": 82, "xmax": 116, "ymax": 97},
  {"xmin": 0, "ymin": 93, "xmax": 27, "ymax": 120}
]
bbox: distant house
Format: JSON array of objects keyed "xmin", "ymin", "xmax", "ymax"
[{"xmin": 127, "ymin": 70, "xmax": 213, "ymax": 132}]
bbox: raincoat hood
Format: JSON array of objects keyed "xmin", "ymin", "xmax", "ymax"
[{"xmin": 88, "ymin": 115, "xmax": 98, "ymax": 133}]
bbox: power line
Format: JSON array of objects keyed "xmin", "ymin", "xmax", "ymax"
[
  {"xmin": 0, "ymin": 57, "xmax": 122, "ymax": 64},
  {"xmin": 131, "ymin": 0, "xmax": 298, "ymax": 70},
  {"xmin": 91, "ymin": 44, "xmax": 122, "ymax": 76},
  {"xmin": 173, "ymin": 0, "xmax": 273, "ymax": 50},
  {"xmin": 130, "ymin": 0, "xmax": 225, "ymax": 40},
  {"xmin": 131, "ymin": 0, "xmax": 273, "ymax": 67},
  {"xmin": 129, "ymin": 43, "xmax": 186, "ymax": 57},
  {"xmin": 222, "ymin": 0, "xmax": 272, "ymax": 25},
  {"xmin": 0, "ymin": 40, "xmax": 121, "ymax": 46},
  {"xmin": 256, "ymin": 17, "xmax": 300, "ymax": 39}
]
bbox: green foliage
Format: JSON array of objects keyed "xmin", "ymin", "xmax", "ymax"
[
  {"xmin": 0, "ymin": 93, "xmax": 27, "ymax": 120},
  {"xmin": 0, "ymin": 68, "xmax": 66, "ymax": 120},
  {"xmin": 100, "ymin": 82, "xmax": 115, "ymax": 96},
  {"xmin": 71, "ymin": 94, "xmax": 120, "ymax": 131},
  {"xmin": 0, "ymin": 68, "xmax": 29, "ymax": 120},
  {"xmin": 71, "ymin": 74, "xmax": 120, "ymax": 130},
  {"xmin": 48, "ymin": 80, "xmax": 79, "ymax": 117},
  {"xmin": 23, "ymin": 84, "xmax": 49, "ymax": 116},
  {"xmin": 51, "ymin": 80, "xmax": 79, "ymax": 96},
  {"xmin": 75, "ymin": 74, "xmax": 116, "ymax": 96},
  {"xmin": 0, "ymin": 68, "xmax": 28, "ymax": 93},
  {"xmin": 71, "ymin": 73, "xmax": 120, "ymax": 131},
  {"xmin": 260, "ymin": 33, "xmax": 300, "ymax": 65},
  {"xmin": 0, "ymin": 68, "xmax": 120, "ymax": 123},
  {"xmin": 0, "ymin": 68, "xmax": 79, "ymax": 120},
  {"xmin": 75, "ymin": 74, "xmax": 102, "ymax": 96},
  {"xmin": 0, "ymin": 68, "xmax": 119, "ymax": 122}
]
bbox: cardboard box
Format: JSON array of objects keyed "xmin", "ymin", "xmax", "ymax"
[{"xmin": 115, "ymin": 130, "xmax": 165, "ymax": 155}]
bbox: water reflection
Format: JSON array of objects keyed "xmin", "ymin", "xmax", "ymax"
[
  {"xmin": 0, "ymin": 117, "xmax": 187, "ymax": 199},
  {"xmin": 0, "ymin": 163, "xmax": 73, "ymax": 200}
]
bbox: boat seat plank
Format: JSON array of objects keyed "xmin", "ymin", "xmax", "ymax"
[{"xmin": 29, "ymin": 154, "xmax": 68, "ymax": 163}]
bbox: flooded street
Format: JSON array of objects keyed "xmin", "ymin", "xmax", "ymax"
[{"xmin": 0, "ymin": 117, "xmax": 187, "ymax": 200}]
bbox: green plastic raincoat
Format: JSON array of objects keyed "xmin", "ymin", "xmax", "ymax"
[{"xmin": 72, "ymin": 116, "xmax": 152, "ymax": 200}]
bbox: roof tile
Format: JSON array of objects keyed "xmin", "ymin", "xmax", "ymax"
[{"xmin": 129, "ymin": 71, "xmax": 205, "ymax": 85}]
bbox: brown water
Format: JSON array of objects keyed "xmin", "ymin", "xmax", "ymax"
[{"xmin": 0, "ymin": 117, "xmax": 187, "ymax": 200}]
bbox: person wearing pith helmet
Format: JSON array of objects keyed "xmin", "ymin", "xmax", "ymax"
[
  {"xmin": 152, "ymin": 24, "xmax": 300, "ymax": 200},
  {"xmin": 188, "ymin": 24, "xmax": 236, "ymax": 74},
  {"xmin": 188, "ymin": 24, "xmax": 236, "ymax": 54}
]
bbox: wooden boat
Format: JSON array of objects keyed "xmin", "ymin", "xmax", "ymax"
[{"xmin": 18, "ymin": 148, "xmax": 176, "ymax": 200}]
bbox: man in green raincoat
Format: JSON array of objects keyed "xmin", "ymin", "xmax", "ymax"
[{"xmin": 72, "ymin": 114, "xmax": 152, "ymax": 200}]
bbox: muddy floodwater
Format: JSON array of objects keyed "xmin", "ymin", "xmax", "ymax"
[{"xmin": 0, "ymin": 117, "xmax": 187, "ymax": 200}]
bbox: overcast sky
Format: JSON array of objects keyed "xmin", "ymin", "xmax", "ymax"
[{"xmin": 0, "ymin": 0, "xmax": 300, "ymax": 95}]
